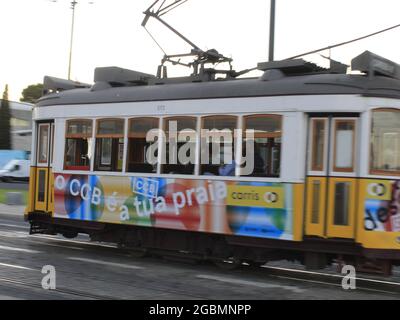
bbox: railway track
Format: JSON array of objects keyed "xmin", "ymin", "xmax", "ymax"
[
  {"xmin": 2, "ymin": 226, "xmax": 400, "ymax": 298},
  {"xmin": 34, "ymin": 238, "xmax": 400, "ymax": 296},
  {"xmin": 256, "ymin": 265, "xmax": 400, "ymax": 295},
  {"xmin": 137, "ymin": 248, "xmax": 400, "ymax": 295},
  {"xmin": 0, "ymin": 276, "xmax": 118, "ymax": 300}
]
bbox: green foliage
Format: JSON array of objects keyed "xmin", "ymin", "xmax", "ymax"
[
  {"xmin": 20, "ymin": 83, "xmax": 43, "ymax": 104},
  {"xmin": 0, "ymin": 189, "xmax": 27, "ymax": 205},
  {"xmin": 0, "ymin": 85, "xmax": 11, "ymax": 149}
]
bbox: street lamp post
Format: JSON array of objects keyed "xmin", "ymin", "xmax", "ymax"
[{"xmin": 68, "ymin": 1, "xmax": 78, "ymax": 80}]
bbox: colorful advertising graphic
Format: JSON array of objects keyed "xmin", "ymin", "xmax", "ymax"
[
  {"xmin": 54, "ymin": 174, "xmax": 295, "ymax": 240},
  {"xmin": 364, "ymin": 180, "xmax": 400, "ymax": 232}
]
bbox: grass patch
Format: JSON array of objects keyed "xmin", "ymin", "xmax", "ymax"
[{"xmin": 0, "ymin": 189, "xmax": 28, "ymax": 205}]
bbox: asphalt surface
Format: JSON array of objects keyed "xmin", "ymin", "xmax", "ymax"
[
  {"xmin": 0, "ymin": 182, "xmax": 28, "ymax": 191},
  {"xmin": 0, "ymin": 206, "xmax": 398, "ymax": 300}
]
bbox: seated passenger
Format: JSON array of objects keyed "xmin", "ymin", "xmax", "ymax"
[{"xmin": 218, "ymin": 161, "xmax": 236, "ymax": 176}]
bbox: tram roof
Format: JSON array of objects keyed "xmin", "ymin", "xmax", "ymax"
[
  {"xmin": 36, "ymin": 73, "xmax": 400, "ymax": 107},
  {"xmin": 36, "ymin": 51, "xmax": 400, "ymax": 107}
]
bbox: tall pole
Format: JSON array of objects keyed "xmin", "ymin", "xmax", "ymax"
[
  {"xmin": 68, "ymin": 1, "xmax": 78, "ymax": 80},
  {"xmin": 268, "ymin": 0, "xmax": 276, "ymax": 62}
]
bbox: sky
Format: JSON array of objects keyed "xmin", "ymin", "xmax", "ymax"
[{"xmin": 1, "ymin": 0, "xmax": 400, "ymax": 101}]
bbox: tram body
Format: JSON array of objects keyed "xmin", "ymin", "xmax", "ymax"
[{"xmin": 26, "ymin": 51, "xmax": 400, "ymax": 270}]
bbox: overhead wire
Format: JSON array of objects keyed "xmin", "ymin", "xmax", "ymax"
[{"xmin": 287, "ymin": 22, "xmax": 400, "ymax": 60}]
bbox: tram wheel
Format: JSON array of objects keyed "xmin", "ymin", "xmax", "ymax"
[{"xmin": 62, "ymin": 232, "xmax": 78, "ymax": 239}]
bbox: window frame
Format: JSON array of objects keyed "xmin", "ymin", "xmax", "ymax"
[
  {"xmin": 241, "ymin": 114, "xmax": 282, "ymax": 177},
  {"xmin": 310, "ymin": 118, "xmax": 328, "ymax": 172},
  {"xmin": 200, "ymin": 115, "xmax": 238, "ymax": 176},
  {"xmin": 64, "ymin": 119, "xmax": 93, "ymax": 171},
  {"xmin": 161, "ymin": 116, "xmax": 198, "ymax": 175},
  {"xmin": 37, "ymin": 123, "xmax": 50, "ymax": 165},
  {"xmin": 96, "ymin": 118, "xmax": 125, "ymax": 138},
  {"xmin": 59, "ymin": 112, "xmax": 287, "ymax": 183},
  {"xmin": 332, "ymin": 119, "xmax": 356, "ymax": 173},
  {"xmin": 370, "ymin": 108, "xmax": 400, "ymax": 176},
  {"xmin": 126, "ymin": 117, "xmax": 160, "ymax": 173},
  {"xmin": 94, "ymin": 118, "xmax": 125, "ymax": 172}
]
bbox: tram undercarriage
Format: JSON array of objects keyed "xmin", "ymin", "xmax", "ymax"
[{"xmin": 27, "ymin": 213, "xmax": 398, "ymax": 276}]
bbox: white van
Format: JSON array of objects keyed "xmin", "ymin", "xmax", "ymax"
[{"xmin": 0, "ymin": 159, "xmax": 30, "ymax": 182}]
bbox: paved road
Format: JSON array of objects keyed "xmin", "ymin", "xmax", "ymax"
[
  {"xmin": 0, "ymin": 182, "xmax": 29, "ymax": 191},
  {"xmin": 0, "ymin": 205, "xmax": 398, "ymax": 300}
]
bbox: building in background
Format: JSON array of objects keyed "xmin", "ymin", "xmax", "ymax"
[{"xmin": 0, "ymin": 100, "xmax": 33, "ymax": 151}]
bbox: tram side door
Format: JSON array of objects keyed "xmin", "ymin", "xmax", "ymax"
[
  {"xmin": 305, "ymin": 115, "xmax": 359, "ymax": 239},
  {"xmin": 34, "ymin": 122, "xmax": 54, "ymax": 213}
]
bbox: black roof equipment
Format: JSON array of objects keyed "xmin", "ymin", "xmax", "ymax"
[
  {"xmin": 92, "ymin": 67, "xmax": 156, "ymax": 91},
  {"xmin": 351, "ymin": 50, "xmax": 400, "ymax": 80},
  {"xmin": 43, "ymin": 76, "xmax": 91, "ymax": 95}
]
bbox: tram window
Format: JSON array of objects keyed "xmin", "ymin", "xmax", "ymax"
[
  {"xmin": 127, "ymin": 117, "xmax": 159, "ymax": 173},
  {"xmin": 64, "ymin": 120, "xmax": 93, "ymax": 170},
  {"xmin": 311, "ymin": 181, "xmax": 321, "ymax": 224},
  {"xmin": 333, "ymin": 120, "xmax": 355, "ymax": 172},
  {"xmin": 311, "ymin": 119, "xmax": 326, "ymax": 171},
  {"xmin": 97, "ymin": 119, "xmax": 124, "ymax": 136},
  {"xmin": 37, "ymin": 170, "xmax": 46, "ymax": 202},
  {"xmin": 162, "ymin": 117, "xmax": 197, "ymax": 175},
  {"xmin": 50, "ymin": 124, "xmax": 55, "ymax": 165},
  {"xmin": 371, "ymin": 109, "xmax": 400, "ymax": 175},
  {"xmin": 200, "ymin": 115, "xmax": 237, "ymax": 176},
  {"xmin": 94, "ymin": 119, "xmax": 124, "ymax": 172},
  {"xmin": 38, "ymin": 124, "xmax": 49, "ymax": 164},
  {"xmin": 333, "ymin": 182, "xmax": 350, "ymax": 226},
  {"xmin": 241, "ymin": 115, "xmax": 282, "ymax": 177}
]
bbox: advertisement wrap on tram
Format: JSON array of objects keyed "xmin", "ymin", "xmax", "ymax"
[{"xmin": 53, "ymin": 173, "xmax": 299, "ymax": 241}]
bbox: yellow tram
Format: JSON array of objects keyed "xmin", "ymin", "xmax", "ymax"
[{"xmin": 26, "ymin": 51, "xmax": 400, "ymax": 273}]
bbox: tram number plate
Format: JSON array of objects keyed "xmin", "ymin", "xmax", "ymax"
[{"xmin": 157, "ymin": 105, "xmax": 166, "ymax": 112}]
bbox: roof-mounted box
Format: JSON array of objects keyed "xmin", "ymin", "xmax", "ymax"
[
  {"xmin": 257, "ymin": 59, "xmax": 327, "ymax": 75},
  {"xmin": 93, "ymin": 67, "xmax": 156, "ymax": 88},
  {"xmin": 43, "ymin": 76, "xmax": 91, "ymax": 95},
  {"xmin": 351, "ymin": 51, "xmax": 400, "ymax": 80},
  {"xmin": 257, "ymin": 58, "xmax": 347, "ymax": 78}
]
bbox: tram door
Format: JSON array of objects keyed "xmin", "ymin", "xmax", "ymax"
[
  {"xmin": 34, "ymin": 122, "xmax": 55, "ymax": 213},
  {"xmin": 305, "ymin": 116, "xmax": 358, "ymax": 239}
]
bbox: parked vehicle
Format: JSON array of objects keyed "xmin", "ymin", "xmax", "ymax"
[
  {"xmin": 0, "ymin": 150, "xmax": 30, "ymax": 169},
  {"xmin": 0, "ymin": 159, "xmax": 30, "ymax": 182}
]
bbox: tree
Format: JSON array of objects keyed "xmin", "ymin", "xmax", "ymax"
[
  {"xmin": 0, "ymin": 85, "xmax": 11, "ymax": 149},
  {"xmin": 20, "ymin": 83, "xmax": 43, "ymax": 104}
]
